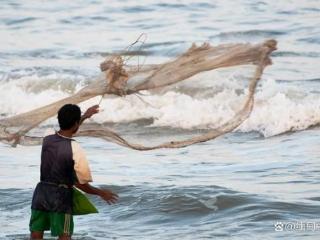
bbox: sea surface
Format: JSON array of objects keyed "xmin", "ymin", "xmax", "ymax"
[{"xmin": 1, "ymin": 0, "xmax": 320, "ymax": 239}]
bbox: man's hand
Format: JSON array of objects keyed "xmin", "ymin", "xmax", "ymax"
[
  {"xmin": 80, "ymin": 105, "xmax": 100, "ymax": 125},
  {"xmin": 98, "ymin": 189, "xmax": 119, "ymax": 205},
  {"xmin": 75, "ymin": 183, "xmax": 119, "ymax": 205},
  {"xmin": 83, "ymin": 105, "xmax": 100, "ymax": 119}
]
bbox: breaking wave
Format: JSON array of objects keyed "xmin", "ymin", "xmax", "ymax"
[{"xmin": 0, "ymin": 70, "xmax": 320, "ymax": 138}]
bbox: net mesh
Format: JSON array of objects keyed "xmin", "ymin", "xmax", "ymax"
[{"xmin": 0, "ymin": 39, "xmax": 277, "ymax": 149}]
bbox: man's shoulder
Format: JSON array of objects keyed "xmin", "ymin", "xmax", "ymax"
[
  {"xmin": 71, "ymin": 140, "xmax": 87, "ymax": 157},
  {"xmin": 71, "ymin": 140, "xmax": 84, "ymax": 149},
  {"xmin": 43, "ymin": 133, "xmax": 74, "ymax": 147},
  {"xmin": 43, "ymin": 133, "xmax": 56, "ymax": 143}
]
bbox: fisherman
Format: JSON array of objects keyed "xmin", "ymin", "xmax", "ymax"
[{"xmin": 29, "ymin": 104, "xmax": 118, "ymax": 240}]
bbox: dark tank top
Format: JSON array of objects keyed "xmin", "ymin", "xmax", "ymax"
[{"xmin": 31, "ymin": 133, "xmax": 76, "ymax": 214}]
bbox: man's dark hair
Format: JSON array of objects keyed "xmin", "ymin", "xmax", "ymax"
[{"xmin": 57, "ymin": 104, "xmax": 81, "ymax": 130}]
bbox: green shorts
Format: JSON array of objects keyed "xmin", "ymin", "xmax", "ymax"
[{"xmin": 29, "ymin": 209, "xmax": 74, "ymax": 237}]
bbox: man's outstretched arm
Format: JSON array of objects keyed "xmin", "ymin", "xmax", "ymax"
[
  {"xmin": 80, "ymin": 105, "xmax": 100, "ymax": 125},
  {"xmin": 75, "ymin": 183, "xmax": 118, "ymax": 205}
]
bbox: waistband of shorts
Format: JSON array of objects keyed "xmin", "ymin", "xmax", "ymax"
[{"xmin": 40, "ymin": 181, "xmax": 72, "ymax": 189}]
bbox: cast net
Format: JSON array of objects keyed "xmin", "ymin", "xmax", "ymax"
[{"xmin": 0, "ymin": 39, "xmax": 277, "ymax": 150}]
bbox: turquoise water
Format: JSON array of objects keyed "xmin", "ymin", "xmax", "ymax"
[{"xmin": 0, "ymin": 0, "xmax": 320, "ymax": 239}]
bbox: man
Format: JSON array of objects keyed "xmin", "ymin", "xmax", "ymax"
[{"xmin": 29, "ymin": 104, "xmax": 118, "ymax": 240}]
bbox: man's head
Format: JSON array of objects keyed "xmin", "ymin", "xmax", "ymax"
[{"xmin": 58, "ymin": 104, "xmax": 81, "ymax": 133}]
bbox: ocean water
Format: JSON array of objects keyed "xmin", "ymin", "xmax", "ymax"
[{"xmin": 1, "ymin": 0, "xmax": 320, "ymax": 239}]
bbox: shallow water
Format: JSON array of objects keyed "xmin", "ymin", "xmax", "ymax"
[{"xmin": 1, "ymin": 0, "xmax": 320, "ymax": 239}]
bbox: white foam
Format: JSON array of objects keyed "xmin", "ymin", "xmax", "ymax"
[
  {"xmin": 1, "ymin": 73, "xmax": 320, "ymax": 137},
  {"xmin": 240, "ymin": 79, "xmax": 320, "ymax": 137},
  {"xmin": 0, "ymin": 73, "xmax": 86, "ymax": 116}
]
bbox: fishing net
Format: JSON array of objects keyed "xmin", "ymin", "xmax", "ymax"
[{"xmin": 0, "ymin": 39, "xmax": 277, "ymax": 150}]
